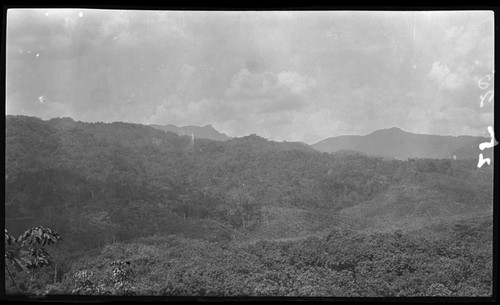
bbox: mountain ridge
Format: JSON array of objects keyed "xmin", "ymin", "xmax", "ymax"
[
  {"xmin": 150, "ymin": 123, "xmax": 231, "ymax": 141},
  {"xmin": 7, "ymin": 116, "xmax": 493, "ymax": 160},
  {"xmin": 313, "ymin": 126, "xmax": 491, "ymax": 160},
  {"xmin": 5, "ymin": 115, "xmax": 493, "ymax": 247}
]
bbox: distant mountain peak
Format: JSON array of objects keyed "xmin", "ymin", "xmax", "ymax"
[
  {"xmin": 386, "ymin": 126, "xmax": 404, "ymax": 131},
  {"xmin": 313, "ymin": 127, "xmax": 488, "ymax": 160},
  {"xmin": 370, "ymin": 127, "xmax": 406, "ymax": 135},
  {"xmin": 150, "ymin": 123, "xmax": 231, "ymax": 141}
]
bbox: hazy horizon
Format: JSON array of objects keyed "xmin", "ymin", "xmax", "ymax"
[
  {"xmin": 6, "ymin": 9, "xmax": 495, "ymax": 144},
  {"xmin": 6, "ymin": 113, "xmax": 491, "ymax": 144}
]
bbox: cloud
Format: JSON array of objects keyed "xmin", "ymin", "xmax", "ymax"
[
  {"xmin": 225, "ymin": 69, "xmax": 277, "ymax": 100},
  {"xmin": 6, "ymin": 10, "xmax": 494, "ymax": 142},
  {"xmin": 150, "ymin": 71, "xmax": 313, "ymax": 120},
  {"xmin": 149, "ymin": 68, "xmax": 318, "ymax": 140},
  {"xmin": 427, "ymin": 14, "xmax": 494, "ymax": 88},
  {"xmin": 224, "ymin": 68, "xmax": 315, "ymax": 113},
  {"xmin": 7, "ymin": 9, "xmax": 105, "ymax": 60},
  {"xmin": 276, "ymin": 71, "xmax": 316, "ymax": 94},
  {"xmin": 427, "ymin": 61, "xmax": 466, "ymax": 91},
  {"xmin": 443, "ymin": 21, "xmax": 483, "ymax": 60},
  {"xmin": 260, "ymin": 94, "xmax": 306, "ymax": 114}
]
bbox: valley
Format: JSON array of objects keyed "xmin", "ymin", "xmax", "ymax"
[{"xmin": 4, "ymin": 115, "xmax": 495, "ymax": 297}]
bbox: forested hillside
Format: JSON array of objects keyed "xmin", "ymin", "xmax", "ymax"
[{"xmin": 4, "ymin": 115, "xmax": 494, "ymax": 297}]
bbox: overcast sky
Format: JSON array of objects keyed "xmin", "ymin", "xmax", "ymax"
[{"xmin": 6, "ymin": 9, "xmax": 494, "ymax": 143}]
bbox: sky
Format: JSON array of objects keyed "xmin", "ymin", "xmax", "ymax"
[{"xmin": 6, "ymin": 9, "xmax": 495, "ymax": 144}]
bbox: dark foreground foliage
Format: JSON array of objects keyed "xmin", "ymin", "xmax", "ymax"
[{"xmin": 5, "ymin": 216, "xmax": 491, "ymax": 297}]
